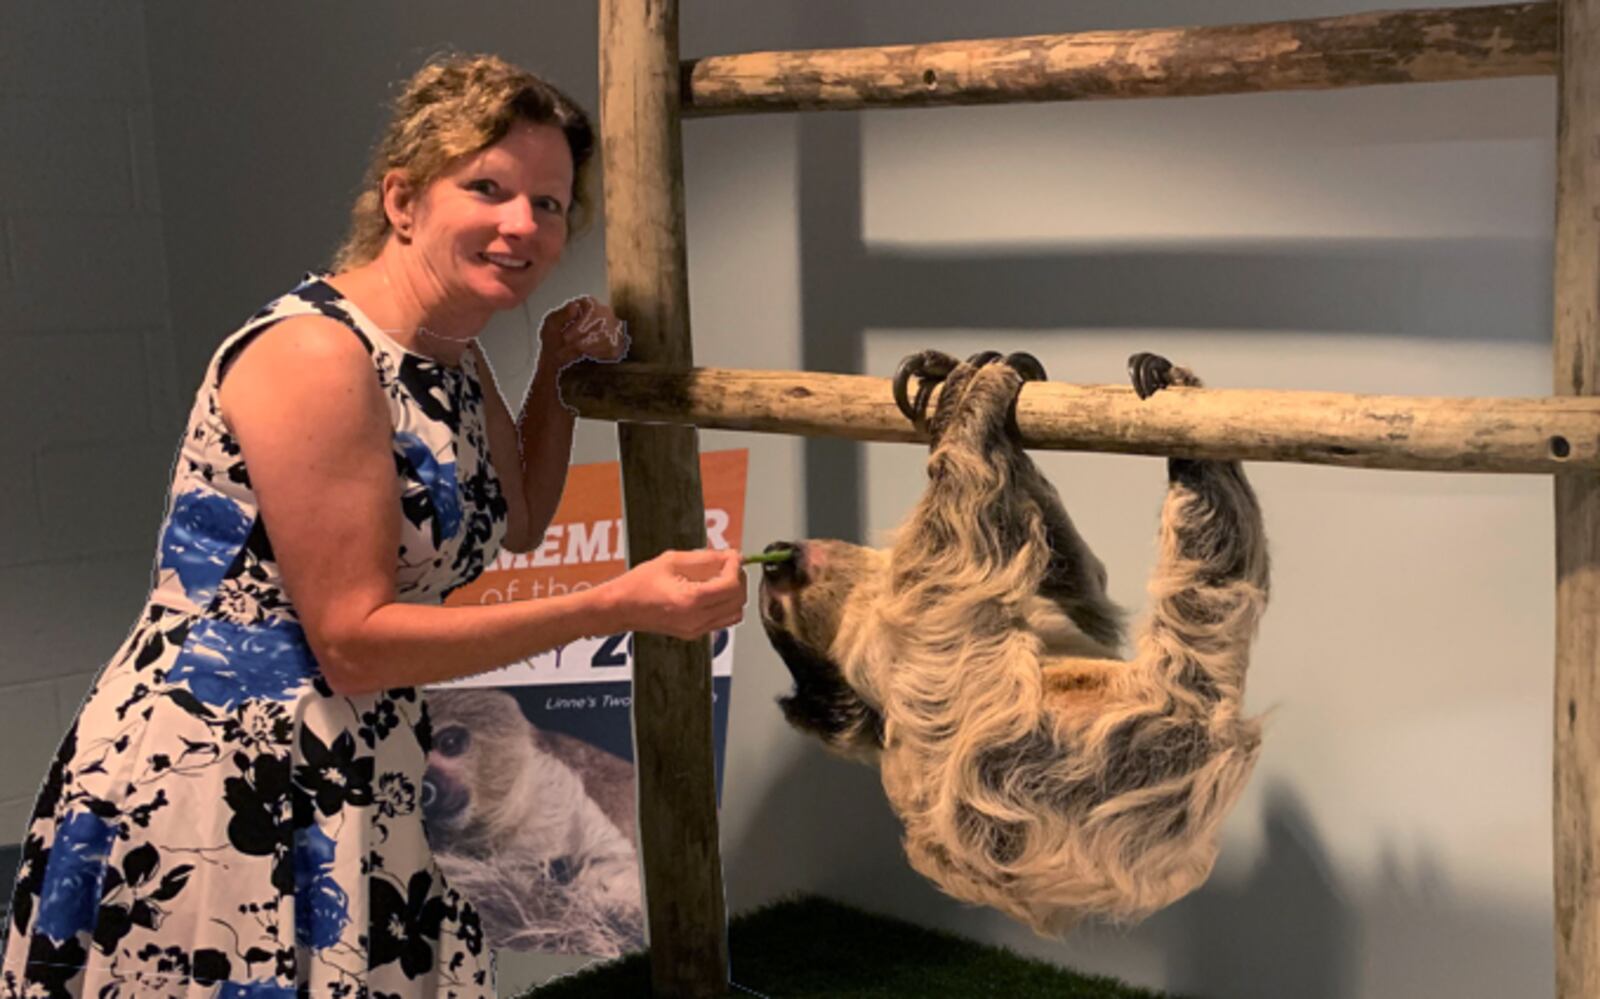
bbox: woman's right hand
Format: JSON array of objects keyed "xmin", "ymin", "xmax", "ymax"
[{"xmin": 600, "ymin": 549, "xmax": 747, "ymax": 640}]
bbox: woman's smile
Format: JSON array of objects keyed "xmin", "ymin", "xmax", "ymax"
[{"xmin": 478, "ymin": 251, "xmax": 531, "ymax": 271}]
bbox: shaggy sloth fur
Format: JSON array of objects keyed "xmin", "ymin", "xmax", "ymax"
[
  {"xmin": 422, "ymin": 688, "xmax": 644, "ymax": 956},
  {"xmin": 759, "ymin": 351, "xmax": 1269, "ymax": 934}
]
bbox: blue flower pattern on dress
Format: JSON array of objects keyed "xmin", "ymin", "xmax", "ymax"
[
  {"xmin": 166, "ymin": 618, "xmax": 315, "ymax": 710},
  {"xmin": 3, "ymin": 274, "xmax": 503, "ymax": 998},
  {"xmin": 396, "ymin": 431, "xmax": 463, "ymax": 541},
  {"xmin": 159, "ymin": 490, "xmax": 251, "ymax": 605},
  {"xmin": 293, "ymin": 825, "xmax": 350, "ymax": 950},
  {"xmin": 217, "ymin": 983, "xmax": 297, "ymax": 999},
  {"xmin": 35, "ymin": 811, "xmax": 115, "ymax": 943}
]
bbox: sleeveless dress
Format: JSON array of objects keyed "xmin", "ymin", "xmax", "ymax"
[{"xmin": 2, "ymin": 274, "xmax": 508, "ymax": 998}]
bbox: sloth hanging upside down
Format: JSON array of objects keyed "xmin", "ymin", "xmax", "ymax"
[{"xmin": 758, "ymin": 350, "xmax": 1270, "ymax": 934}]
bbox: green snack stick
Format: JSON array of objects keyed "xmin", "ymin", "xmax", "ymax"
[{"xmin": 743, "ymin": 550, "xmax": 795, "ymax": 566}]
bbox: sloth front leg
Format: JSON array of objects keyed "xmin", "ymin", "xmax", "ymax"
[
  {"xmin": 894, "ymin": 351, "xmax": 1122, "ymax": 651},
  {"xmin": 882, "ymin": 353, "xmax": 1056, "ymax": 878},
  {"xmin": 894, "ymin": 352, "xmax": 1050, "ymax": 593}
]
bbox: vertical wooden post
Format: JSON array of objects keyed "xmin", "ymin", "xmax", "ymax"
[
  {"xmin": 1554, "ymin": 0, "xmax": 1600, "ymax": 995},
  {"xmin": 598, "ymin": 1, "xmax": 730, "ymax": 996}
]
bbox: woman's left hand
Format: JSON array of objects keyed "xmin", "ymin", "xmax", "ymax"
[{"xmin": 538, "ymin": 295, "xmax": 631, "ymax": 371}]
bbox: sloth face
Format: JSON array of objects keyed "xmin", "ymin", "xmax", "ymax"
[
  {"xmin": 421, "ymin": 689, "xmax": 529, "ymax": 853},
  {"xmin": 758, "ymin": 539, "xmax": 887, "ymax": 757}
]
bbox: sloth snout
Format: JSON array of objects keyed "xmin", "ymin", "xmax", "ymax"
[
  {"xmin": 760, "ymin": 541, "xmax": 806, "ymax": 590},
  {"xmin": 421, "ymin": 769, "xmax": 470, "ymax": 826}
]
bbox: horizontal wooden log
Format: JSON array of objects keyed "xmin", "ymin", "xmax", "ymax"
[
  {"xmin": 560, "ymin": 363, "xmax": 1600, "ymax": 474},
  {"xmin": 680, "ymin": 2, "xmax": 1556, "ymax": 116}
]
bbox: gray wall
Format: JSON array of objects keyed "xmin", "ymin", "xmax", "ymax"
[
  {"xmin": 0, "ymin": 1, "xmax": 1560, "ymax": 996},
  {"xmin": 0, "ymin": 2, "xmax": 182, "ymax": 842}
]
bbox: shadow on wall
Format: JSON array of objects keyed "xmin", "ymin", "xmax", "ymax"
[
  {"xmin": 1148, "ymin": 783, "xmax": 1359, "ymax": 998},
  {"xmin": 1142, "ymin": 781, "xmax": 1553, "ymax": 999},
  {"xmin": 798, "ymin": 110, "xmax": 870, "ymax": 542},
  {"xmin": 724, "ymin": 742, "xmax": 919, "ymax": 910}
]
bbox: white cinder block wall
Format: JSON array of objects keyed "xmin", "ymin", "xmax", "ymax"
[{"xmin": 0, "ymin": 3, "xmax": 180, "ymax": 841}]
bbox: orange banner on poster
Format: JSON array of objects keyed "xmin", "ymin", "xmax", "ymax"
[{"xmin": 446, "ymin": 449, "xmax": 749, "ymax": 607}]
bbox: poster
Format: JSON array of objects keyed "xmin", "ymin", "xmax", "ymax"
[{"xmin": 422, "ymin": 450, "xmax": 747, "ymax": 957}]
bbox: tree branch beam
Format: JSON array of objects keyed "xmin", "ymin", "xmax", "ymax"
[
  {"xmin": 681, "ymin": 2, "xmax": 1556, "ymax": 117},
  {"xmin": 561, "ymin": 363, "xmax": 1600, "ymax": 474}
]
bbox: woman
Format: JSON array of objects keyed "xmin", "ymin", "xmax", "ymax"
[{"xmin": 2, "ymin": 53, "xmax": 745, "ymax": 998}]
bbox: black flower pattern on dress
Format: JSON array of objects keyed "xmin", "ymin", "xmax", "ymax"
[
  {"xmin": 125, "ymin": 788, "xmax": 171, "ymax": 830},
  {"xmin": 31, "ymin": 723, "xmax": 76, "ymax": 823},
  {"xmin": 126, "ymin": 609, "xmax": 191, "ymax": 674},
  {"xmin": 295, "ymin": 728, "xmax": 375, "ymax": 817},
  {"xmin": 19, "ymin": 934, "xmax": 89, "ymax": 998},
  {"xmin": 92, "ymin": 843, "xmax": 195, "ymax": 954},
  {"xmin": 9, "ymin": 834, "xmax": 49, "ymax": 938},
  {"xmin": 397, "ymin": 358, "xmax": 462, "ymax": 435},
  {"xmin": 375, "ymin": 774, "xmax": 417, "ymax": 820},
  {"xmin": 369, "ymin": 871, "xmax": 450, "ymax": 979},
  {"xmin": 224, "ymin": 753, "xmax": 293, "ymax": 857},
  {"xmin": 359, "ymin": 699, "xmax": 401, "ymax": 749},
  {"xmin": 457, "ymin": 903, "xmax": 485, "ymax": 956},
  {"xmin": 3, "ymin": 273, "xmax": 502, "ymax": 997},
  {"xmin": 220, "ymin": 700, "xmax": 294, "ymax": 753}
]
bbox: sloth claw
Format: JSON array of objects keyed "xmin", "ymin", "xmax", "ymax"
[
  {"xmin": 898, "ymin": 349, "xmax": 1049, "ymax": 435},
  {"xmin": 997, "ymin": 353, "xmax": 1047, "ymax": 440},
  {"xmin": 1129, "ymin": 352, "xmax": 1176, "ymax": 400},
  {"xmin": 1004, "ymin": 352, "xmax": 1047, "ymax": 383},
  {"xmin": 963, "ymin": 351, "xmax": 1046, "ymax": 382},
  {"xmin": 894, "ymin": 350, "xmax": 960, "ymax": 429}
]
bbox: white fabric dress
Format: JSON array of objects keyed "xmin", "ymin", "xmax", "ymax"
[{"xmin": 3, "ymin": 274, "xmax": 508, "ymax": 998}]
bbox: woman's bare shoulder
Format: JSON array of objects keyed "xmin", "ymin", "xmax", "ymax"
[{"xmin": 218, "ymin": 314, "xmax": 381, "ymax": 419}]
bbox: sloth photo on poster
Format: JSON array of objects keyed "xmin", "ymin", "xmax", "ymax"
[
  {"xmin": 759, "ymin": 349, "xmax": 1271, "ymax": 934},
  {"xmin": 420, "ymin": 688, "xmax": 644, "ymax": 957}
]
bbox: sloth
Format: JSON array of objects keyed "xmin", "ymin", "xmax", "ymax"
[
  {"xmin": 421, "ymin": 687, "xmax": 645, "ymax": 956},
  {"xmin": 759, "ymin": 349, "xmax": 1270, "ymax": 934}
]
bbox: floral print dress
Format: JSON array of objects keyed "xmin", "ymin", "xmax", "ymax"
[{"xmin": 3, "ymin": 274, "xmax": 508, "ymax": 998}]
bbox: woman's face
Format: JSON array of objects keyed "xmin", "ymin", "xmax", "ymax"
[{"xmin": 396, "ymin": 120, "xmax": 575, "ymax": 318}]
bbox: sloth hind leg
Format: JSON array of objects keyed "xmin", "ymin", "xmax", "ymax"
[
  {"xmin": 1013, "ymin": 456, "xmax": 1124, "ymax": 654},
  {"xmin": 1129, "ymin": 352, "xmax": 1269, "ymax": 703}
]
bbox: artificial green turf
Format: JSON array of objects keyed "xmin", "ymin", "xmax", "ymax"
[{"xmin": 520, "ymin": 895, "xmax": 1169, "ymax": 998}]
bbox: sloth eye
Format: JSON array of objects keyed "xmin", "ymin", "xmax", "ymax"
[{"xmin": 437, "ymin": 726, "xmax": 471, "ymax": 757}]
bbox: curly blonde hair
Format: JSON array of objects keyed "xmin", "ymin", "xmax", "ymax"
[{"xmin": 332, "ymin": 53, "xmax": 595, "ymax": 271}]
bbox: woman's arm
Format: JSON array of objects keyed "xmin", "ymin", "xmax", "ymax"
[
  {"xmin": 472, "ymin": 296, "xmax": 626, "ymax": 553},
  {"xmin": 470, "ymin": 339, "xmax": 575, "ymax": 554},
  {"xmin": 515, "ymin": 349, "xmax": 580, "ymax": 548},
  {"xmin": 220, "ymin": 316, "xmax": 743, "ymax": 696},
  {"xmin": 470, "ymin": 340, "xmax": 538, "ymax": 552}
]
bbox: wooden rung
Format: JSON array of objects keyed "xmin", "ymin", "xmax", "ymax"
[
  {"xmin": 560, "ymin": 363, "xmax": 1600, "ymax": 474},
  {"xmin": 680, "ymin": 2, "xmax": 1555, "ymax": 117}
]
